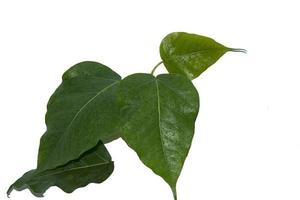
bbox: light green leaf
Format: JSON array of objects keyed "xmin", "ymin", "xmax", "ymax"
[
  {"xmin": 119, "ymin": 73, "xmax": 199, "ymax": 200},
  {"xmin": 38, "ymin": 61, "xmax": 121, "ymax": 171},
  {"xmin": 7, "ymin": 142, "xmax": 114, "ymax": 197},
  {"xmin": 160, "ymin": 32, "xmax": 246, "ymax": 79}
]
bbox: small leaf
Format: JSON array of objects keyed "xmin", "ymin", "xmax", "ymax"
[
  {"xmin": 38, "ymin": 61, "xmax": 121, "ymax": 171},
  {"xmin": 160, "ymin": 32, "xmax": 246, "ymax": 79},
  {"xmin": 7, "ymin": 142, "xmax": 114, "ymax": 197},
  {"xmin": 119, "ymin": 73, "xmax": 199, "ymax": 199}
]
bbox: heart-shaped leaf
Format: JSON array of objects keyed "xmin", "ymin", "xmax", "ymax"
[
  {"xmin": 7, "ymin": 142, "xmax": 114, "ymax": 197},
  {"xmin": 38, "ymin": 61, "xmax": 121, "ymax": 171},
  {"xmin": 119, "ymin": 73, "xmax": 199, "ymax": 199},
  {"xmin": 160, "ymin": 32, "xmax": 246, "ymax": 79}
]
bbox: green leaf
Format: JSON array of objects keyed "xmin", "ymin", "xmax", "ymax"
[
  {"xmin": 119, "ymin": 73, "xmax": 199, "ymax": 199},
  {"xmin": 38, "ymin": 61, "xmax": 121, "ymax": 171},
  {"xmin": 7, "ymin": 142, "xmax": 114, "ymax": 197},
  {"xmin": 160, "ymin": 32, "xmax": 246, "ymax": 79}
]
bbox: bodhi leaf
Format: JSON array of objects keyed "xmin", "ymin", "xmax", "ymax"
[
  {"xmin": 160, "ymin": 32, "xmax": 246, "ymax": 79},
  {"xmin": 7, "ymin": 142, "xmax": 114, "ymax": 197},
  {"xmin": 119, "ymin": 73, "xmax": 199, "ymax": 200},
  {"xmin": 38, "ymin": 61, "xmax": 121, "ymax": 171}
]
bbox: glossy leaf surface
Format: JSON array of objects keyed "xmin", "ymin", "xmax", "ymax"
[
  {"xmin": 8, "ymin": 142, "xmax": 114, "ymax": 197},
  {"xmin": 119, "ymin": 73, "xmax": 199, "ymax": 199},
  {"xmin": 160, "ymin": 32, "xmax": 245, "ymax": 79},
  {"xmin": 38, "ymin": 61, "xmax": 121, "ymax": 171}
]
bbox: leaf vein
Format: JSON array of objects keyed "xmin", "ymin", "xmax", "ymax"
[
  {"xmin": 37, "ymin": 162, "xmax": 111, "ymax": 178},
  {"xmin": 155, "ymin": 80, "xmax": 171, "ymax": 175}
]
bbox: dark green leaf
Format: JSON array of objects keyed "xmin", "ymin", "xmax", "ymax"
[
  {"xmin": 38, "ymin": 61, "xmax": 121, "ymax": 171},
  {"xmin": 7, "ymin": 142, "xmax": 114, "ymax": 197},
  {"xmin": 160, "ymin": 32, "xmax": 246, "ymax": 79},
  {"xmin": 119, "ymin": 73, "xmax": 199, "ymax": 199}
]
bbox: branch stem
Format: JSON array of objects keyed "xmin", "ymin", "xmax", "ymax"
[{"xmin": 151, "ymin": 61, "xmax": 163, "ymax": 75}]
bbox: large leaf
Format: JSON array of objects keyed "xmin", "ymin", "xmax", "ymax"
[
  {"xmin": 7, "ymin": 142, "xmax": 114, "ymax": 197},
  {"xmin": 38, "ymin": 61, "xmax": 121, "ymax": 171},
  {"xmin": 119, "ymin": 73, "xmax": 199, "ymax": 200},
  {"xmin": 160, "ymin": 32, "xmax": 246, "ymax": 79}
]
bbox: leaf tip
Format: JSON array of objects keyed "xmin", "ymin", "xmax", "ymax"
[
  {"xmin": 171, "ymin": 186, "xmax": 177, "ymax": 200},
  {"xmin": 229, "ymin": 48, "xmax": 247, "ymax": 54},
  {"xmin": 7, "ymin": 185, "xmax": 13, "ymax": 198}
]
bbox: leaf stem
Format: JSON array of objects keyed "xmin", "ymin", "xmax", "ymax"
[
  {"xmin": 150, "ymin": 61, "xmax": 163, "ymax": 75},
  {"xmin": 230, "ymin": 48, "xmax": 247, "ymax": 53}
]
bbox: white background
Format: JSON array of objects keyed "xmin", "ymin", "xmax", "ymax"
[{"xmin": 0, "ymin": 0, "xmax": 299, "ymax": 199}]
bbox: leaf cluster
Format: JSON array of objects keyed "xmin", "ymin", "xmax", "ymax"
[{"xmin": 8, "ymin": 32, "xmax": 244, "ymax": 200}]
